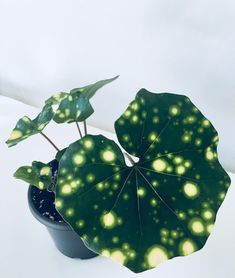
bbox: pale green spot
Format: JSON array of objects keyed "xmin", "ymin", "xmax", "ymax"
[
  {"xmin": 183, "ymin": 182, "xmax": 200, "ymax": 199},
  {"xmin": 152, "ymin": 159, "xmax": 167, "ymax": 172}
]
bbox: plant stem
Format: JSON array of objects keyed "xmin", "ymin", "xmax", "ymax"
[
  {"xmin": 84, "ymin": 120, "xmax": 87, "ymax": 135},
  {"xmin": 75, "ymin": 122, "xmax": 83, "ymax": 138},
  {"xmin": 40, "ymin": 132, "xmax": 60, "ymax": 152},
  {"xmin": 124, "ymin": 152, "xmax": 135, "ymax": 165}
]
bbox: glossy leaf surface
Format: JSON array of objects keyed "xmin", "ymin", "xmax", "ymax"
[
  {"xmin": 56, "ymin": 90, "xmax": 230, "ymax": 273},
  {"xmin": 70, "ymin": 75, "xmax": 119, "ymax": 99},
  {"xmin": 6, "ymin": 103, "xmax": 54, "ymax": 147},
  {"xmin": 53, "ymin": 92, "xmax": 94, "ymax": 123},
  {"xmin": 14, "ymin": 161, "xmax": 52, "ymax": 190}
]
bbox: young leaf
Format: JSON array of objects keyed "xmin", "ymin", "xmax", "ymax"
[
  {"xmin": 55, "ymin": 90, "xmax": 230, "ymax": 273},
  {"xmin": 14, "ymin": 161, "xmax": 52, "ymax": 190},
  {"xmin": 6, "ymin": 103, "xmax": 54, "ymax": 147},
  {"xmin": 53, "ymin": 92, "xmax": 94, "ymax": 123},
  {"xmin": 70, "ymin": 75, "xmax": 119, "ymax": 99}
]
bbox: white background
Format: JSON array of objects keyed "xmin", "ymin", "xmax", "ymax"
[{"xmin": 0, "ymin": 0, "xmax": 235, "ymax": 171}]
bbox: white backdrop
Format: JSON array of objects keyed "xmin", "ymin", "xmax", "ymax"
[{"xmin": 0, "ymin": 0, "xmax": 235, "ymax": 171}]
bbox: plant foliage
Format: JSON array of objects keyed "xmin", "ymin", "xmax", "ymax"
[{"xmin": 55, "ymin": 89, "xmax": 231, "ymax": 273}]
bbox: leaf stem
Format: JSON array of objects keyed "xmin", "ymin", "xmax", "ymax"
[
  {"xmin": 40, "ymin": 132, "xmax": 60, "ymax": 152},
  {"xmin": 75, "ymin": 122, "xmax": 83, "ymax": 138},
  {"xmin": 84, "ymin": 120, "xmax": 87, "ymax": 135},
  {"xmin": 124, "ymin": 152, "xmax": 135, "ymax": 165}
]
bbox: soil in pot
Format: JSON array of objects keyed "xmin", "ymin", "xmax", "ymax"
[{"xmin": 28, "ymin": 160, "xmax": 98, "ymax": 259}]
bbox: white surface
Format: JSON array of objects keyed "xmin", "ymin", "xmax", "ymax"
[
  {"xmin": 0, "ymin": 0, "xmax": 235, "ymax": 172},
  {"xmin": 1, "ymin": 96, "xmax": 235, "ymax": 277}
]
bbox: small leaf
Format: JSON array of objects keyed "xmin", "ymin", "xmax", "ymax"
[
  {"xmin": 14, "ymin": 161, "xmax": 52, "ymax": 190},
  {"xmin": 6, "ymin": 103, "xmax": 54, "ymax": 147},
  {"xmin": 55, "ymin": 90, "xmax": 231, "ymax": 273},
  {"xmin": 53, "ymin": 92, "xmax": 94, "ymax": 123},
  {"xmin": 70, "ymin": 75, "xmax": 119, "ymax": 99}
]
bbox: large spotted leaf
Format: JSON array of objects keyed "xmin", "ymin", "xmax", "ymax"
[
  {"xmin": 6, "ymin": 103, "xmax": 54, "ymax": 147},
  {"xmin": 55, "ymin": 90, "xmax": 230, "ymax": 273},
  {"xmin": 53, "ymin": 92, "xmax": 94, "ymax": 123},
  {"xmin": 70, "ymin": 75, "xmax": 119, "ymax": 99},
  {"xmin": 14, "ymin": 161, "xmax": 52, "ymax": 190}
]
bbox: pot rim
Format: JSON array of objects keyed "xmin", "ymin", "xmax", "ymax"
[{"xmin": 28, "ymin": 185, "xmax": 71, "ymax": 231}]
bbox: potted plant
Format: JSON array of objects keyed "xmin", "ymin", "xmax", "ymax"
[{"xmin": 6, "ymin": 78, "xmax": 231, "ymax": 273}]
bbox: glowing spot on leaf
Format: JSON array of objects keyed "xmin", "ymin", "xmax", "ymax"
[
  {"xmin": 40, "ymin": 166, "xmax": 50, "ymax": 176},
  {"xmin": 183, "ymin": 182, "xmax": 199, "ymax": 199},
  {"xmin": 153, "ymin": 116, "xmax": 159, "ymax": 123},
  {"xmin": 110, "ymin": 250, "xmax": 126, "ymax": 265},
  {"xmin": 38, "ymin": 123, "xmax": 46, "ymax": 130},
  {"xmin": 76, "ymin": 110, "xmax": 81, "ymax": 118},
  {"xmin": 146, "ymin": 245, "xmax": 168, "ymax": 268},
  {"xmin": 179, "ymin": 239, "xmax": 197, "ymax": 256},
  {"xmin": 86, "ymin": 173, "xmax": 95, "ymax": 183},
  {"xmin": 83, "ymin": 139, "xmax": 94, "ymax": 150},
  {"xmin": 76, "ymin": 219, "xmax": 85, "ymax": 228},
  {"xmin": 73, "ymin": 154, "xmax": 85, "ymax": 166},
  {"xmin": 148, "ymin": 132, "xmax": 158, "ymax": 141},
  {"xmin": 22, "ymin": 116, "xmax": 30, "ymax": 123},
  {"xmin": 202, "ymin": 209, "xmax": 214, "ymax": 220},
  {"xmin": 131, "ymin": 115, "xmax": 139, "ymax": 123},
  {"xmin": 207, "ymin": 224, "xmax": 214, "ymax": 234},
  {"xmin": 219, "ymin": 191, "xmax": 225, "ymax": 200},
  {"xmin": 182, "ymin": 133, "xmax": 191, "ymax": 143},
  {"xmin": 55, "ymin": 199, "xmax": 63, "ymax": 209},
  {"xmin": 184, "ymin": 160, "xmax": 192, "ymax": 168},
  {"xmin": 131, "ymin": 102, "xmax": 139, "ymax": 111},
  {"xmin": 152, "ymin": 159, "xmax": 167, "ymax": 172},
  {"xmin": 123, "ymin": 193, "xmax": 129, "ymax": 200},
  {"xmin": 101, "ymin": 150, "xmax": 116, "ymax": 162},
  {"xmin": 101, "ymin": 212, "xmax": 117, "ymax": 229},
  {"xmin": 152, "ymin": 180, "xmax": 159, "ymax": 187},
  {"xmin": 124, "ymin": 110, "xmax": 131, "ymax": 118},
  {"xmin": 112, "ymin": 236, "xmax": 119, "ymax": 243},
  {"xmin": 122, "ymin": 134, "xmax": 130, "ymax": 142},
  {"xmin": 169, "ymin": 105, "xmax": 180, "ymax": 116},
  {"xmin": 178, "ymin": 211, "xmax": 186, "ymax": 220},
  {"xmin": 137, "ymin": 187, "xmax": 146, "ymax": 197},
  {"xmin": 9, "ymin": 130, "xmax": 23, "ymax": 140},
  {"xmin": 202, "ymin": 119, "xmax": 210, "ymax": 127},
  {"xmin": 65, "ymin": 208, "xmax": 75, "ymax": 217},
  {"xmin": 195, "ymin": 138, "xmax": 202, "ymax": 146},
  {"xmin": 205, "ymin": 149, "xmax": 215, "ymax": 161},
  {"xmin": 101, "ymin": 249, "xmax": 110, "ymax": 257},
  {"xmin": 160, "ymin": 228, "xmax": 169, "ymax": 236},
  {"xmin": 38, "ymin": 181, "xmax": 45, "ymax": 189},
  {"xmin": 61, "ymin": 184, "xmax": 72, "ymax": 195},
  {"xmin": 176, "ymin": 165, "xmax": 186, "ymax": 175},
  {"xmin": 189, "ymin": 218, "xmax": 205, "ymax": 235},
  {"xmin": 150, "ymin": 198, "xmax": 157, "ymax": 207},
  {"xmin": 174, "ymin": 156, "xmax": 183, "ymax": 164}
]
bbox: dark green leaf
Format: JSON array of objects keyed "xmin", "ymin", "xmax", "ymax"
[
  {"xmin": 14, "ymin": 161, "xmax": 52, "ymax": 190},
  {"xmin": 55, "ymin": 90, "xmax": 230, "ymax": 273},
  {"xmin": 6, "ymin": 103, "xmax": 54, "ymax": 147},
  {"xmin": 55, "ymin": 148, "xmax": 67, "ymax": 162},
  {"xmin": 70, "ymin": 75, "xmax": 119, "ymax": 99},
  {"xmin": 53, "ymin": 92, "xmax": 94, "ymax": 123}
]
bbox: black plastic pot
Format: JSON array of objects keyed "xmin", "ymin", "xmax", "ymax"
[{"xmin": 27, "ymin": 160, "xmax": 98, "ymax": 259}]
